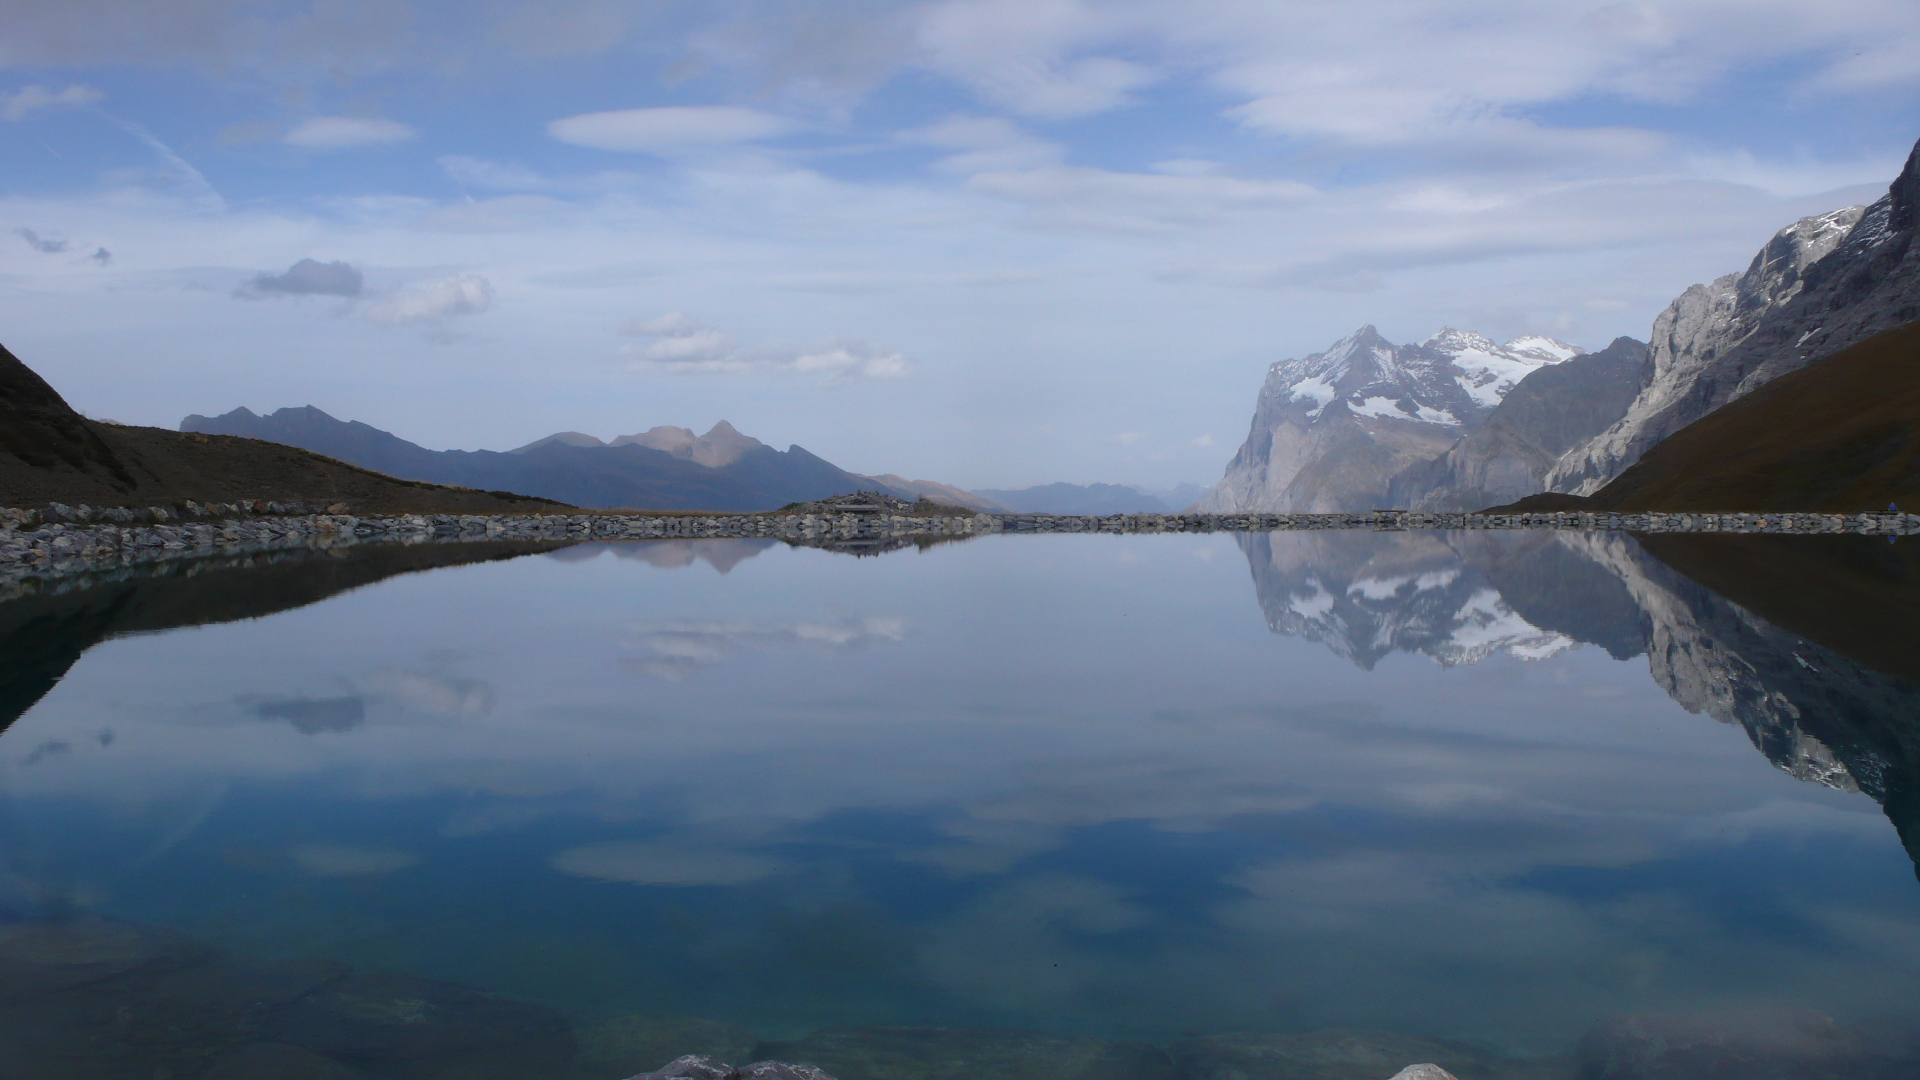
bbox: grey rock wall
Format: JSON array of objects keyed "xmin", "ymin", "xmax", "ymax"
[
  {"xmin": 1388, "ymin": 337, "xmax": 1651, "ymax": 511},
  {"xmin": 1550, "ymin": 136, "xmax": 1920, "ymax": 495}
]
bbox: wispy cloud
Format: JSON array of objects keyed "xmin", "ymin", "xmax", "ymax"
[
  {"xmin": 286, "ymin": 116, "xmax": 417, "ymax": 149},
  {"xmin": 620, "ymin": 313, "xmax": 907, "ymax": 384},
  {"xmin": 2, "ymin": 83, "xmax": 102, "ymax": 121},
  {"xmin": 365, "ymin": 275, "xmax": 495, "ymax": 327},
  {"xmin": 548, "ymin": 105, "xmax": 798, "ymax": 153}
]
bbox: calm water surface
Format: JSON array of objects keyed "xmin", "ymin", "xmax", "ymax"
[{"xmin": 1, "ymin": 530, "xmax": 1917, "ymax": 1078}]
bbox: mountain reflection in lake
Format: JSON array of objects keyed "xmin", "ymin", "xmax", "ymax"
[{"xmin": 1, "ymin": 531, "xmax": 1918, "ymax": 1079}]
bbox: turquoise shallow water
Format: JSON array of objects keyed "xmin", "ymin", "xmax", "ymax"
[{"xmin": 1, "ymin": 531, "xmax": 1917, "ymax": 1078}]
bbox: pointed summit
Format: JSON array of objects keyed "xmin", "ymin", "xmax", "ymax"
[{"xmin": 690, "ymin": 420, "xmax": 765, "ymax": 467}]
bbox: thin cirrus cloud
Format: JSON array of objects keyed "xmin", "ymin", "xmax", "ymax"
[
  {"xmin": 1, "ymin": 83, "xmax": 102, "ymax": 121},
  {"xmin": 548, "ymin": 105, "xmax": 799, "ymax": 152},
  {"xmin": 285, "ymin": 116, "xmax": 417, "ymax": 149},
  {"xmin": 620, "ymin": 312, "xmax": 908, "ymax": 384}
]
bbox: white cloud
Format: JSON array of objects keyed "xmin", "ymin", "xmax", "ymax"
[
  {"xmin": 902, "ymin": 115, "xmax": 1063, "ymax": 174},
  {"xmin": 365, "ymin": 275, "xmax": 495, "ymax": 327},
  {"xmin": 439, "ymin": 155, "xmax": 549, "ymax": 191},
  {"xmin": 620, "ymin": 312, "xmax": 907, "ymax": 384},
  {"xmin": 285, "ymin": 116, "xmax": 417, "ymax": 149},
  {"xmin": 915, "ymin": 0, "xmax": 1157, "ymax": 118},
  {"xmin": 548, "ymin": 105, "xmax": 798, "ymax": 153},
  {"xmin": 2, "ymin": 83, "xmax": 103, "ymax": 121},
  {"xmin": 550, "ymin": 841, "xmax": 784, "ymax": 885},
  {"xmin": 290, "ymin": 843, "xmax": 418, "ymax": 876},
  {"xmin": 622, "ymin": 613, "xmax": 909, "ymax": 678}
]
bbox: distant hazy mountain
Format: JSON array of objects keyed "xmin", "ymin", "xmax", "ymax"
[
  {"xmin": 181, "ymin": 407, "xmax": 913, "ymax": 512},
  {"xmin": 971, "ymin": 482, "xmax": 1202, "ymax": 515},
  {"xmin": 511, "ymin": 421, "xmax": 768, "ymax": 467},
  {"xmin": 1199, "ymin": 326, "xmax": 1585, "ymax": 512},
  {"xmin": 1387, "ymin": 337, "xmax": 1651, "ymax": 511},
  {"xmin": 859, "ymin": 475, "xmax": 1006, "ymax": 513}
]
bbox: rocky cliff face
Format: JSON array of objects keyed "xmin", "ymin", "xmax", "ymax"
[
  {"xmin": 1388, "ymin": 337, "xmax": 1651, "ymax": 511},
  {"xmin": 1551, "ymin": 137, "xmax": 1920, "ymax": 494},
  {"xmin": 1201, "ymin": 326, "xmax": 1583, "ymax": 512}
]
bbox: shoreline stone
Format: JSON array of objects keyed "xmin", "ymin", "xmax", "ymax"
[{"xmin": 0, "ymin": 505, "xmax": 1912, "ymax": 587}]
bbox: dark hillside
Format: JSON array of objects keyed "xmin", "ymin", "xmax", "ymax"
[
  {"xmin": 0, "ymin": 342, "xmax": 567, "ymax": 514},
  {"xmin": 1591, "ymin": 319, "xmax": 1920, "ymax": 511}
]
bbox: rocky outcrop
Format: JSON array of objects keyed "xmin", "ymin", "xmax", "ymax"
[
  {"xmin": 630, "ymin": 1055, "xmax": 838, "ymax": 1080},
  {"xmin": 1388, "ymin": 337, "xmax": 1650, "ymax": 511},
  {"xmin": 1551, "ymin": 137, "xmax": 1920, "ymax": 494},
  {"xmin": 1201, "ymin": 327, "xmax": 1585, "ymax": 513}
]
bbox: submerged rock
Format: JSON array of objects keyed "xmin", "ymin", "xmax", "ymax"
[
  {"xmin": 755, "ymin": 1026, "xmax": 1178, "ymax": 1080},
  {"xmin": 265, "ymin": 970, "xmax": 574, "ymax": 1074},
  {"xmin": 0, "ymin": 918, "xmax": 579, "ymax": 1079},
  {"xmin": 1577, "ymin": 1008, "xmax": 1920, "ymax": 1080},
  {"xmin": 1173, "ymin": 1029, "xmax": 1527, "ymax": 1080},
  {"xmin": 629, "ymin": 1055, "xmax": 840, "ymax": 1080},
  {"xmin": 584, "ymin": 1015, "xmax": 759, "ymax": 1077}
]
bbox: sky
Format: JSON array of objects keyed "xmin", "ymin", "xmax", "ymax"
[{"xmin": 1, "ymin": 1, "xmax": 1917, "ymax": 490}]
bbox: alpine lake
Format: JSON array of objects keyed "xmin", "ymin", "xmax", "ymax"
[{"xmin": 2, "ymin": 526, "xmax": 1918, "ymax": 1080}]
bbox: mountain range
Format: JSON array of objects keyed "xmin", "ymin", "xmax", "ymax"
[
  {"xmin": 181, "ymin": 407, "xmax": 940, "ymax": 513},
  {"xmin": 180, "ymin": 407, "xmax": 1213, "ymax": 515},
  {"xmin": 1204, "ymin": 135, "xmax": 1920, "ymax": 513},
  {"xmin": 0, "ymin": 343, "xmax": 562, "ymax": 515}
]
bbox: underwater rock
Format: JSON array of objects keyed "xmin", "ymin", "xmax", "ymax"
[
  {"xmin": 635, "ymin": 1055, "xmax": 742, "ymax": 1079},
  {"xmin": 201, "ymin": 1041, "xmax": 368, "ymax": 1079},
  {"xmin": 1388, "ymin": 1067, "xmax": 1460, "ymax": 1080},
  {"xmin": 1173, "ymin": 1030, "xmax": 1522, "ymax": 1080},
  {"xmin": 584, "ymin": 1015, "xmax": 758, "ymax": 1076},
  {"xmin": 0, "ymin": 918, "xmax": 585, "ymax": 1078},
  {"xmin": 755, "ymin": 1026, "xmax": 1178, "ymax": 1080},
  {"xmin": 630, "ymin": 1055, "xmax": 839, "ymax": 1080},
  {"xmin": 1576, "ymin": 1008, "xmax": 1920, "ymax": 1079},
  {"xmin": 0, "ymin": 918, "xmax": 210, "ymax": 1001},
  {"xmin": 264, "ymin": 970, "xmax": 574, "ymax": 1072}
]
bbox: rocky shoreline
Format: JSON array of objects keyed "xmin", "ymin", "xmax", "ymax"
[{"xmin": 1, "ymin": 500, "xmax": 1913, "ymax": 584}]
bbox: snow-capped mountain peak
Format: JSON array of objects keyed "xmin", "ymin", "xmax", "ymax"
[
  {"xmin": 1423, "ymin": 327, "xmax": 1586, "ymax": 409},
  {"xmin": 1502, "ymin": 334, "xmax": 1586, "ymax": 363}
]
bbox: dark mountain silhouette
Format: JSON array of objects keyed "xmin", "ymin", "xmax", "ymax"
[
  {"xmin": 183, "ymin": 406, "xmax": 913, "ymax": 512},
  {"xmin": 0, "ymin": 540, "xmax": 572, "ymax": 736},
  {"xmin": 0, "ymin": 343, "xmax": 564, "ymax": 514}
]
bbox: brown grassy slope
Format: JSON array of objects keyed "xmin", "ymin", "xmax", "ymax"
[
  {"xmin": 1637, "ymin": 532, "xmax": 1920, "ymax": 686},
  {"xmin": 0, "ymin": 341, "xmax": 569, "ymax": 514},
  {"xmin": 1590, "ymin": 319, "xmax": 1920, "ymax": 512}
]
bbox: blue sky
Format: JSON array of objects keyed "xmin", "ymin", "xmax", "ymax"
[{"xmin": 2, "ymin": 0, "xmax": 1917, "ymax": 489}]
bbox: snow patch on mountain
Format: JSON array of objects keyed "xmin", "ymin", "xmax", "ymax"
[{"xmin": 1200, "ymin": 324, "xmax": 1586, "ymax": 512}]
